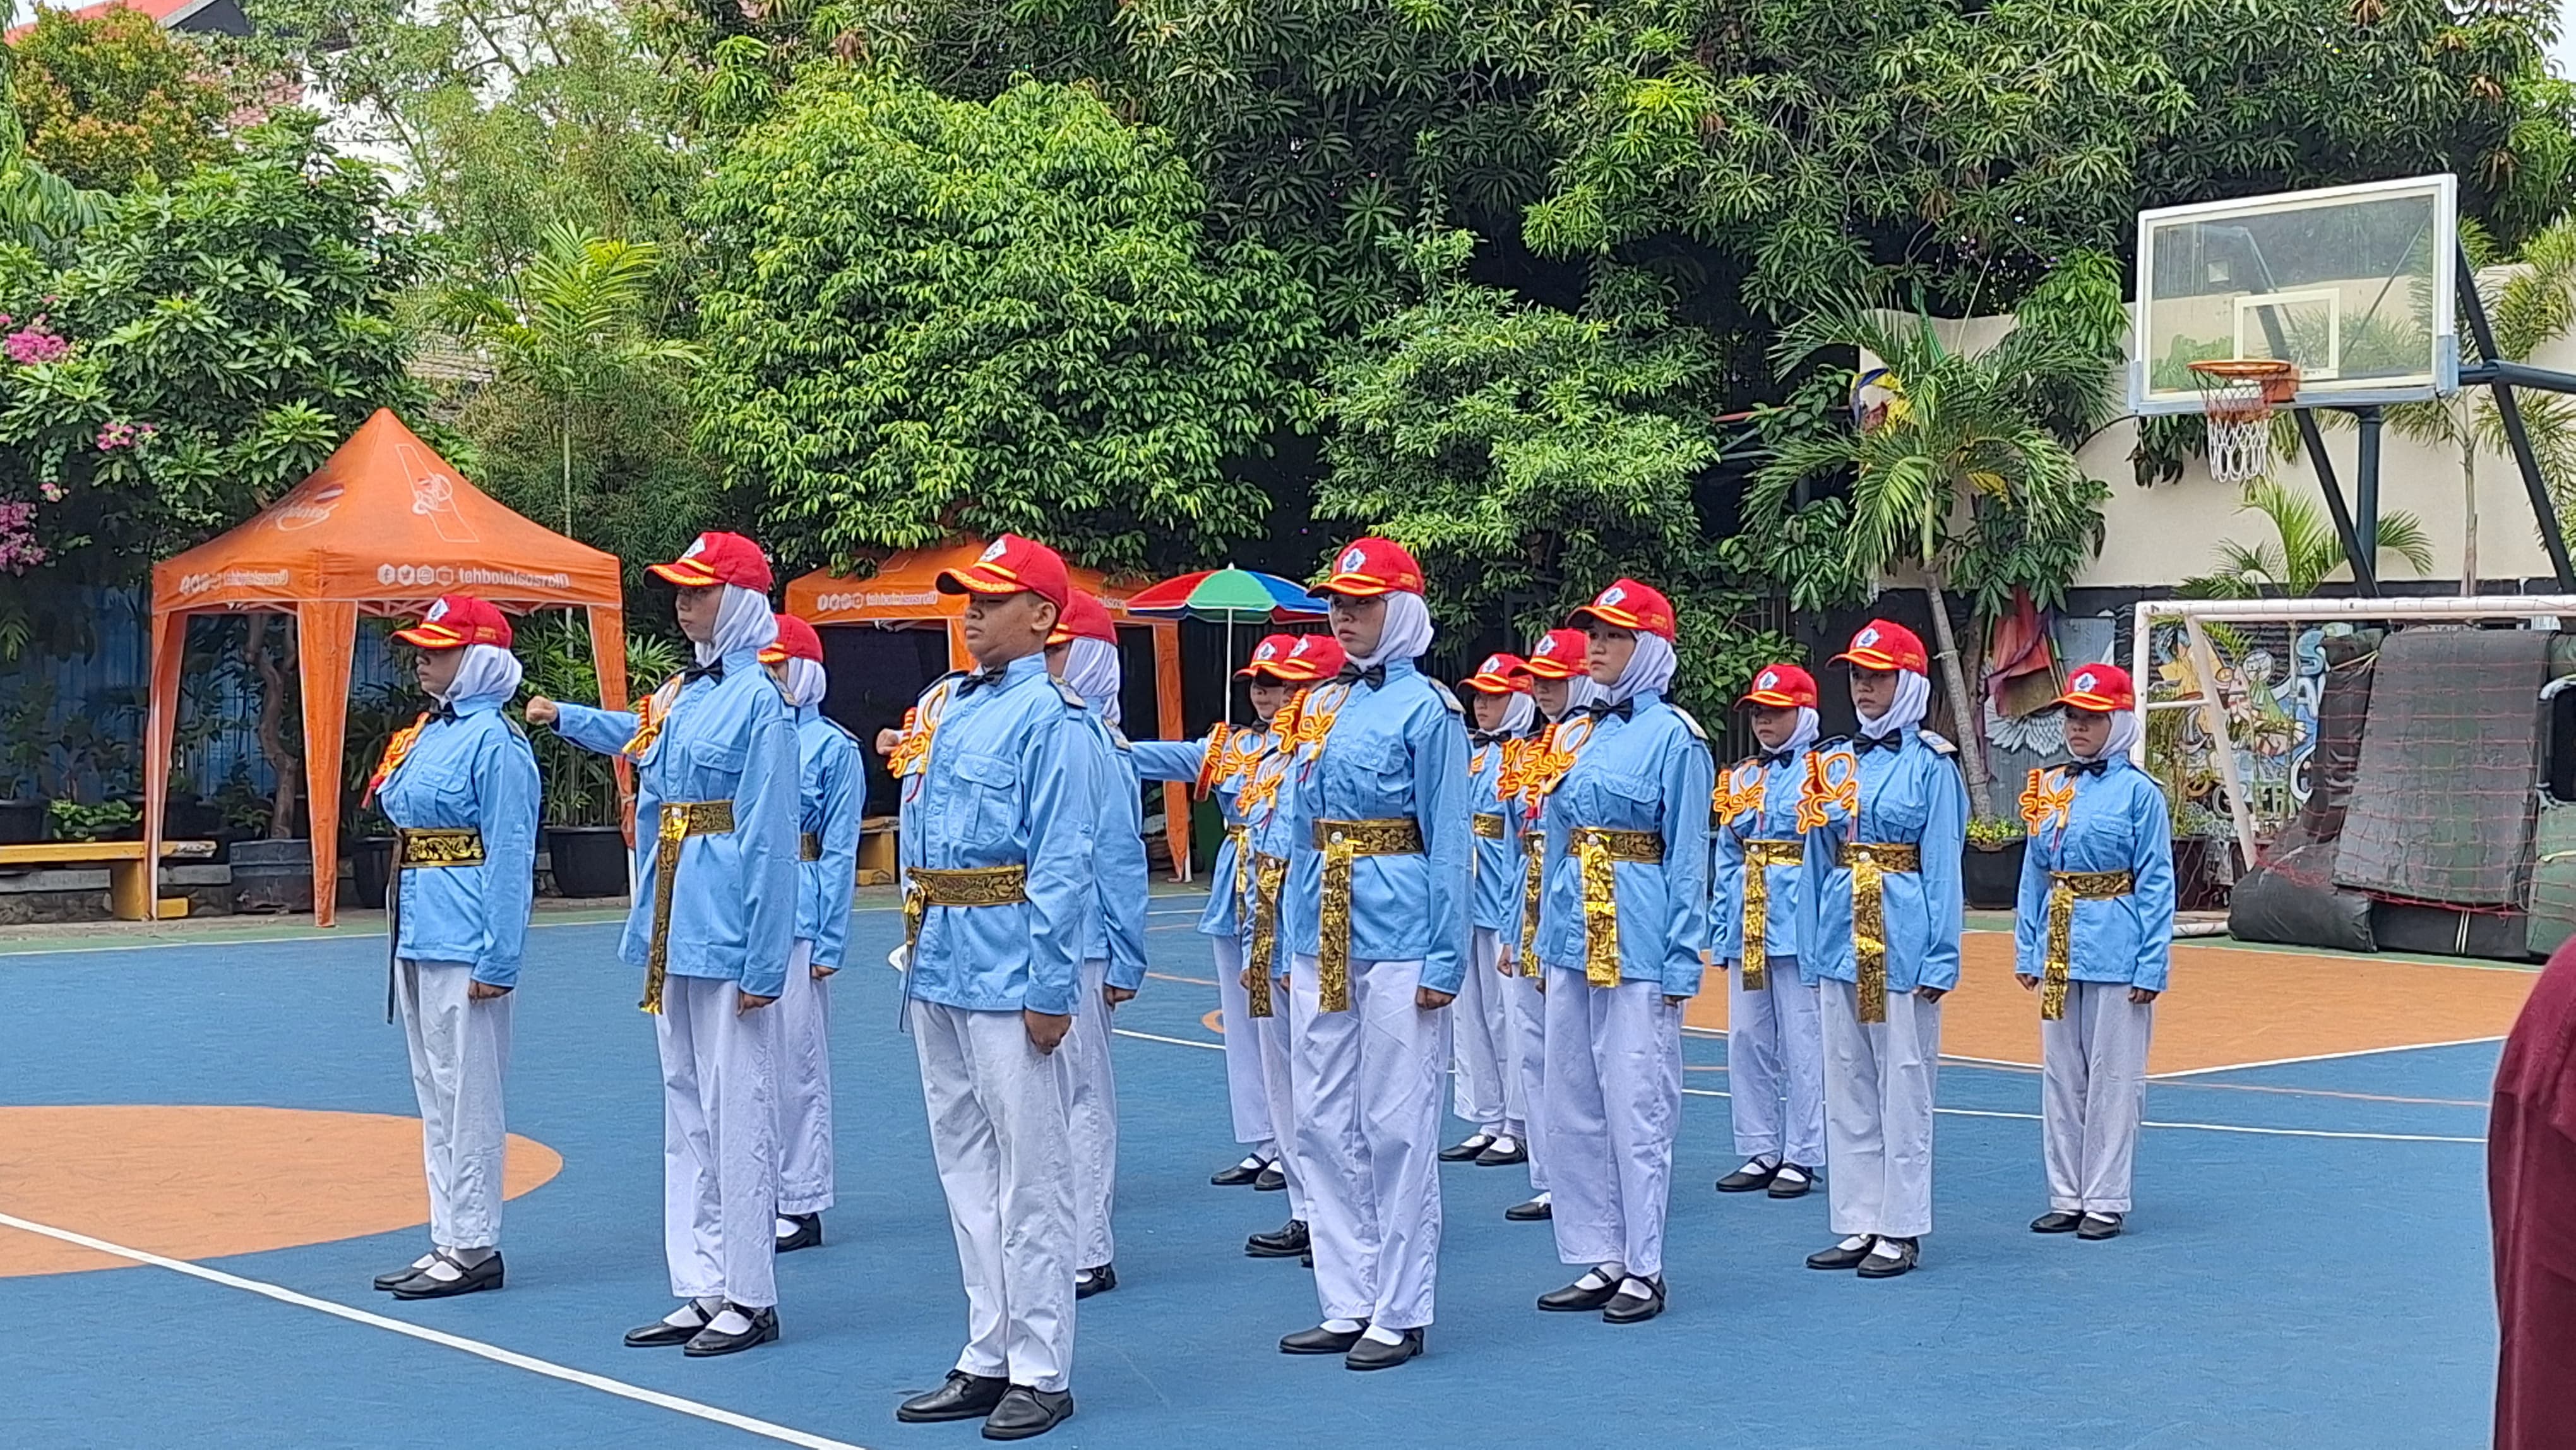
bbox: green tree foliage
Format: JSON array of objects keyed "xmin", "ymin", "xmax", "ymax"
[
  {"xmin": 1318, "ymin": 229, "xmax": 1789, "ymax": 709},
  {"xmin": 0, "ymin": 38, "xmax": 107, "ymax": 254},
  {"xmin": 690, "ymin": 74, "xmax": 1323, "ymax": 573},
  {"xmin": 8, "ymin": 8, "xmax": 270, "ymax": 194},
  {"xmin": 2179, "ymin": 480, "xmax": 2436, "ymax": 598}
]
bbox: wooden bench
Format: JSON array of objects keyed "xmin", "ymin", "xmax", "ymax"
[{"xmin": 0, "ymin": 840, "xmax": 217, "ymax": 920}]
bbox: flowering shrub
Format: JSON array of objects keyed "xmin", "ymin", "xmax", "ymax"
[
  {"xmin": 3, "ymin": 321, "xmax": 69, "ymax": 366},
  {"xmin": 0, "ymin": 502, "xmax": 45, "ymax": 573}
]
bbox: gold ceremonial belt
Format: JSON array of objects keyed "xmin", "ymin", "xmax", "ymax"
[
  {"xmin": 2041, "ymin": 869, "xmax": 2137, "ymax": 1021},
  {"xmin": 1832, "ymin": 839, "xmax": 1920, "ymax": 1024},
  {"xmin": 1513, "ymin": 829, "xmax": 1544, "ymax": 978},
  {"xmin": 799, "ymin": 832, "xmax": 823, "ymax": 862},
  {"xmin": 1246, "ymin": 851, "xmax": 1289, "ymax": 1019},
  {"xmin": 1734, "ymin": 837, "xmax": 1801, "ymax": 991},
  {"xmin": 395, "ymin": 827, "xmax": 484, "ymax": 867},
  {"xmin": 1472, "ymin": 813, "xmax": 1507, "ymax": 840},
  {"xmin": 1313, "ymin": 817, "xmax": 1426, "ymax": 1012},
  {"xmin": 1571, "ymin": 827, "xmax": 1665, "ymax": 987},
  {"xmin": 903, "ymin": 865, "xmax": 1031, "ymax": 958},
  {"xmin": 641, "ymin": 800, "xmax": 735, "ymax": 1015}
]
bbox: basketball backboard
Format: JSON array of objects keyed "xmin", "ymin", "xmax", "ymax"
[{"xmin": 2131, "ymin": 174, "xmax": 2458, "ymax": 416}]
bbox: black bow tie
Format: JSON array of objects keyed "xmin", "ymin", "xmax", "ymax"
[
  {"xmin": 1335, "ymin": 664, "xmax": 1388, "ymax": 689},
  {"xmin": 1579, "ymin": 699, "xmax": 1633, "ymax": 722},
  {"xmin": 1854, "ymin": 732, "xmax": 1903, "ymax": 754},
  {"xmin": 1470, "ymin": 729, "xmax": 1506, "ymax": 746},
  {"xmin": 1759, "ymin": 746, "xmax": 1794, "ymax": 767},
  {"xmin": 2068, "ymin": 757, "xmax": 2111, "ymax": 777},
  {"xmin": 683, "ymin": 658, "xmax": 725, "ymax": 685},
  {"xmin": 958, "ymin": 667, "xmax": 1009, "ymax": 695},
  {"xmin": 431, "ymin": 704, "xmax": 460, "ymax": 724}
]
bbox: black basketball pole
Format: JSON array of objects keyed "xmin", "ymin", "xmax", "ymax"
[
  {"xmin": 2289, "ymin": 407, "xmax": 2378, "ymax": 596},
  {"xmin": 2352, "ymin": 407, "xmax": 2383, "ymax": 562},
  {"xmin": 2455, "ymin": 244, "xmax": 2576, "ymax": 590}
]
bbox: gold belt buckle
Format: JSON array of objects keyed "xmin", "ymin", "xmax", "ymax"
[
  {"xmin": 2040, "ymin": 869, "xmax": 2136, "ymax": 1020},
  {"xmin": 1313, "ymin": 817, "xmax": 1424, "ymax": 1012},
  {"xmin": 1738, "ymin": 837, "xmax": 1799, "ymax": 992},
  {"xmin": 642, "ymin": 800, "xmax": 736, "ymax": 1015}
]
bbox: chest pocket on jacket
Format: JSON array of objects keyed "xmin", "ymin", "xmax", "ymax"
[
  {"xmin": 1336, "ymin": 735, "xmax": 1411, "ymax": 816},
  {"xmin": 1864, "ymin": 767, "xmax": 1930, "ymax": 841},
  {"xmin": 953, "ymin": 750, "xmax": 1019, "ymax": 848},
  {"xmin": 684, "ymin": 738, "xmax": 746, "ymax": 798}
]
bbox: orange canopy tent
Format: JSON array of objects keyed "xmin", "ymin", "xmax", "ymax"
[
  {"xmin": 784, "ymin": 542, "xmax": 1195, "ymax": 878},
  {"xmin": 145, "ymin": 409, "xmax": 629, "ymax": 926}
]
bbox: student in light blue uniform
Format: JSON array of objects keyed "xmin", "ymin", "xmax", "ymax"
[
  {"xmin": 1046, "ymin": 590, "xmax": 1149, "ymax": 1300},
  {"xmin": 1528, "ymin": 580, "xmax": 1712, "ymax": 1326},
  {"xmin": 1443, "ymin": 652, "xmax": 1537, "ymax": 1170},
  {"xmin": 1276, "ymin": 537, "xmax": 1471, "ymax": 1372},
  {"xmin": 2013, "ymin": 663, "xmax": 2173, "ymax": 1243},
  {"xmin": 758, "ymin": 614, "xmax": 863, "ymax": 1255},
  {"xmin": 1130, "ymin": 633, "xmax": 1313, "ymax": 1194},
  {"xmin": 1710, "ymin": 662, "xmax": 1827, "ymax": 1201},
  {"xmin": 368, "ymin": 594, "xmax": 539, "ymax": 1302},
  {"xmin": 887, "ymin": 534, "xmax": 1097, "ymax": 1442},
  {"xmin": 1797, "ymin": 619, "xmax": 1966, "ymax": 1282},
  {"xmin": 527, "ymin": 530, "xmax": 799, "ymax": 1355}
]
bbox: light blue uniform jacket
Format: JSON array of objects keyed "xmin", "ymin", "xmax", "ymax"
[
  {"xmin": 794, "ymin": 705, "xmax": 866, "ymax": 970},
  {"xmin": 1796, "ymin": 733, "xmax": 1968, "ymax": 995},
  {"xmin": 1078, "ymin": 717, "xmax": 1151, "ymax": 992},
  {"xmin": 2012, "ymin": 758, "xmax": 2177, "ymax": 992},
  {"xmin": 550, "ymin": 650, "xmax": 800, "ymax": 1000},
  {"xmin": 377, "ymin": 697, "xmax": 540, "ymax": 988},
  {"xmin": 1132, "ymin": 726, "xmax": 1268, "ymax": 940},
  {"xmin": 1283, "ymin": 661, "xmax": 1474, "ymax": 994},
  {"xmin": 1469, "ymin": 732, "xmax": 1526, "ymax": 937},
  {"xmin": 1710, "ymin": 749, "xmax": 1811, "ymax": 972},
  {"xmin": 895, "ymin": 654, "xmax": 1100, "ymax": 1017},
  {"xmin": 1532, "ymin": 695, "xmax": 1715, "ymax": 997}
]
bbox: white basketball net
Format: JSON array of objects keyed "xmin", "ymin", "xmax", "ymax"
[{"xmin": 2190, "ymin": 367, "xmax": 2293, "ymax": 486}]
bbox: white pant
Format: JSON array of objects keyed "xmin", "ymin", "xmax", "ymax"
[
  {"xmin": 1289, "ymin": 954, "xmax": 1445, "ymax": 1330},
  {"xmin": 1503, "ymin": 969, "xmax": 1549, "ymax": 1193},
  {"xmin": 1253, "ymin": 956, "xmax": 1307, "ymax": 1222},
  {"xmin": 1820, "ymin": 978, "xmax": 1942, "ymax": 1240},
  {"xmin": 1542, "ymin": 969, "xmax": 1683, "ymax": 1278},
  {"xmin": 658, "ymin": 974, "xmax": 782, "ymax": 1307},
  {"xmin": 912, "ymin": 999, "xmax": 1076, "ymax": 1393},
  {"xmin": 1726, "ymin": 956, "xmax": 1825, "ymax": 1168},
  {"xmin": 2042, "ymin": 981, "xmax": 2154, "ymax": 1214},
  {"xmin": 1452, "ymin": 927, "xmax": 1519, "ymax": 1135},
  {"xmin": 777, "ymin": 939, "xmax": 835, "ymax": 1216},
  {"xmin": 396, "ymin": 959, "xmax": 512, "ymax": 1250},
  {"xmin": 1212, "ymin": 935, "xmax": 1275, "ymax": 1149},
  {"xmin": 1064, "ymin": 957, "xmax": 1121, "ymax": 1270}
]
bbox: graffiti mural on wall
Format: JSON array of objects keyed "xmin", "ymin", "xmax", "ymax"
[{"xmin": 2147, "ymin": 620, "xmax": 2327, "ymax": 839}]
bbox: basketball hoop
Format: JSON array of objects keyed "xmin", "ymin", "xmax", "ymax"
[{"xmin": 2187, "ymin": 358, "xmax": 2301, "ymax": 485}]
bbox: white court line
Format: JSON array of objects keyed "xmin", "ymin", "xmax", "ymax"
[
  {"xmin": 1114, "ymin": 1028, "xmax": 1224, "ymax": 1052},
  {"xmin": 0, "ymin": 1211, "xmax": 874, "ymax": 1450},
  {"xmin": 2150, "ymin": 1036, "xmax": 2507, "ymax": 1079}
]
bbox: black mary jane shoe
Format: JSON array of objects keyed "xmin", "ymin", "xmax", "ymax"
[
  {"xmin": 1074, "ymin": 1264, "xmax": 1117, "ymax": 1299},
  {"xmin": 2077, "ymin": 1213, "xmax": 2125, "ymax": 1242},
  {"xmin": 898, "ymin": 1371, "xmax": 1011, "ymax": 1423},
  {"xmin": 1475, "ymin": 1137, "xmax": 1528, "ymax": 1167},
  {"xmin": 683, "ymin": 1303, "xmax": 780, "ymax": 1357},
  {"xmin": 1253, "ymin": 1162, "xmax": 1287, "ymax": 1192},
  {"xmin": 1504, "ymin": 1196, "xmax": 1553, "ymax": 1223},
  {"xmin": 1537, "ymin": 1270, "xmax": 1623, "ymax": 1312},
  {"xmin": 375, "ymin": 1255, "xmax": 436, "ymax": 1293},
  {"xmin": 1280, "ymin": 1322, "xmax": 1368, "ymax": 1355},
  {"xmin": 1438, "ymin": 1134, "xmax": 1496, "ymax": 1163},
  {"xmin": 1602, "ymin": 1276, "xmax": 1666, "ymax": 1325},
  {"xmin": 1767, "ymin": 1166, "xmax": 1817, "ymax": 1200},
  {"xmin": 1246, "ymin": 1219, "xmax": 1311, "ymax": 1258},
  {"xmin": 1715, "ymin": 1159, "xmax": 1780, "ymax": 1194},
  {"xmin": 981, "ymin": 1386, "xmax": 1075, "ymax": 1441},
  {"xmin": 1345, "ymin": 1328, "xmax": 1424, "ymax": 1371},
  {"xmin": 2030, "ymin": 1211, "xmax": 2084, "ymax": 1235},
  {"xmin": 1212, "ymin": 1158, "xmax": 1265, "ymax": 1187},
  {"xmin": 1856, "ymin": 1238, "xmax": 1919, "ymax": 1279},
  {"xmin": 625, "ymin": 1302, "xmax": 711, "ymax": 1348},
  {"xmin": 390, "ymin": 1250, "xmax": 504, "ymax": 1300},
  {"xmin": 1806, "ymin": 1238, "xmax": 1875, "ymax": 1272},
  {"xmin": 773, "ymin": 1213, "xmax": 823, "ymax": 1254}
]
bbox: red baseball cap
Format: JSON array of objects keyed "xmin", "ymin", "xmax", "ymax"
[
  {"xmin": 1567, "ymin": 578, "xmax": 1678, "ymax": 642},
  {"xmin": 1740, "ymin": 662, "xmax": 1818, "ymax": 709},
  {"xmin": 1313, "ymin": 536, "xmax": 1426, "ymax": 597},
  {"xmin": 1835, "ymin": 619, "xmax": 1930, "ymax": 674},
  {"xmin": 648, "ymin": 530, "xmax": 773, "ymax": 591},
  {"xmin": 759, "ymin": 613, "xmax": 823, "ymax": 665},
  {"xmin": 1466, "ymin": 652, "xmax": 1532, "ymax": 693},
  {"xmin": 1237, "ymin": 633, "xmax": 1306, "ymax": 680},
  {"xmin": 1518, "ymin": 628, "xmax": 1590, "ymax": 680},
  {"xmin": 938, "ymin": 534, "xmax": 1073, "ymax": 613},
  {"xmin": 2054, "ymin": 662, "xmax": 2136, "ymax": 713},
  {"xmin": 1046, "ymin": 590, "xmax": 1118, "ymax": 647},
  {"xmin": 1277, "ymin": 633, "xmax": 1347, "ymax": 681},
  {"xmin": 393, "ymin": 594, "xmax": 511, "ymax": 650}
]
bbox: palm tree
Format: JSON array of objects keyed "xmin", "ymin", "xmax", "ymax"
[
  {"xmin": 1757, "ymin": 302, "xmax": 2115, "ymax": 818},
  {"xmin": 2178, "ymin": 479, "xmax": 2435, "ymax": 598},
  {"xmin": 441, "ymin": 224, "xmax": 703, "ymax": 534}
]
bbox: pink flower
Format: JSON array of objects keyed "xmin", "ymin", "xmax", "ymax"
[
  {"xmin": 0, "ymin": 500, "xmax": 45, "ymax": 573},
  {"xmin": 6, "ymin": 325, "xmax": 69, "ymax": 366}
]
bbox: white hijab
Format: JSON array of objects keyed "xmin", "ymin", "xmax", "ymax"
[
  {"xmin": 1857, "ymin": 668, "xmax": 1931, "ymax": 739},
  {"xmin": 1497, "ymin": 692, "xmax": 1536, "ymax": 734},
  {"xmin": 1064, "ymin": 636, "xmax": 1122, "ymax": 725},
  {"xmin": 439, "ymin": 643, "xmax": 523, "ymax": 712},
  {"xmin": 1351, "ymin": 591, "xmax": 1434, "ymax": 669},
  {"xmin": 1560, "ymin": 674, "xmax": 1609, "ymax": 716},
  {"xmin": 2075, "ymin": 710, "xmax": 2144, "ymax": 763},
  {"xmin": 698, "ymin": 583, "xmax": 777, "ymax": 664},
  {"xmin": 780, "ymin": 656, "xmax": 828, "ymax": 710},
  {"xmin": 1777, "ymin": 706, "xmax": 1821, "ymax": 755},
  {"xmin": 1607, "ymin": 633, "xmax": 1677, "ymax": 704}
]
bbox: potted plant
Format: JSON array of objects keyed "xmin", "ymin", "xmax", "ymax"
[
  {"xmin": 1963, "ymin": 815, "xmax": 2027, "ymax": 911},
  {"xmin": 0, "ymin": 679, "xmax": 55, "ymax": 843},
  {"xmin": 519, "ymin": 615, "xmax": 684, "ymax": 898},
  {"xmin": 46, "ymin": 798, "xmax": 141, "ymax": 842}
]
